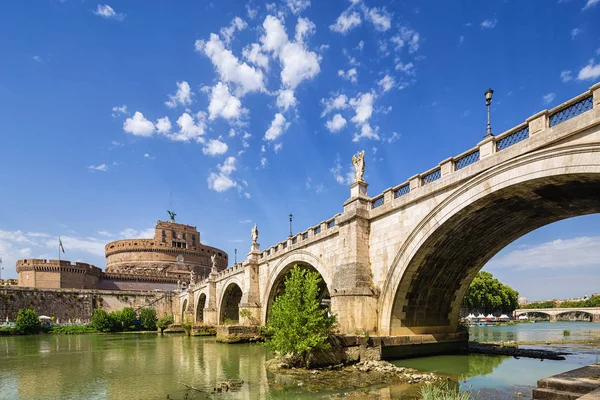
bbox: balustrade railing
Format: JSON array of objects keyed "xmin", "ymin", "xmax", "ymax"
[
  {"xmin": 422, "ymin": 168, "xmax": 441, "ymax": 185},
  {"xmin": 394, "ymin": 183, "xmax": 410, "ymax": 198},
  {"xmin": 371, "ymin": 196, "xmax": 384, "ymax": 209},
  {"xmin": 314, "ymin": 226, "xmax": 321, "ymax": 234},
  {"xmin": 455, "ymin": 149, "xmax": 480, "ymax": 170},
  {"xmin": 549, "ymin": 95, "xmax": 593, "ymax": 127},
  {"xmin": 496, "ymin": 126, "xmax": 529, "ymax": 151}
]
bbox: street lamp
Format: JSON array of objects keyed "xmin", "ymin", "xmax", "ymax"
[
  {"xmin": 484, "ymin": 88, "xmax": 494, "ymax": 138},
  {"xmin": 234, "ymin": 248, "xmax": 237, "ymax": 265},
  {"xmin": 289, "ymin": 213, "xmax": 293, "ymax": 237}
]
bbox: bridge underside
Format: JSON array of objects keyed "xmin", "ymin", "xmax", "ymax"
[{"xmin": 391, "ymin": 174, "xmax": 600, "ymax": 335}]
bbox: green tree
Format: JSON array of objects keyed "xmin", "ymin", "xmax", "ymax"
[
  {"xmin": 92, "ymin": 309, "xmax": 116, "ymax": 332},
  {"xmin": 157, "ymin": 315, "xmax": 174, "ymax": 334},
  {"xmin": 462, "ymin": 271, "xmax": 519, "ymax": 314},
  {"xmin": 15, "ymin": 309, "xmax": 42, "ymax": 334},
  {"xmin": 113, "ymin": 307, "xmax": 136, "ymax": 331},
  {"xmin": 265, "ymin": 265, "xmax": 335, "ymax": 366},
  {"xmin": 139, "ymin": 308, "xmax": 158, "ymax": 331}
]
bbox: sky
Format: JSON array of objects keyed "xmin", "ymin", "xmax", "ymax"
[{"xmin": 1, "ymin": 0, "xmax": 600, "ymax": 301}]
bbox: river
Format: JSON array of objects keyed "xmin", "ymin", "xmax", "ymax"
[{"xmin": 0, "ymin": 322, "xmax": 598, "ymax": 399}]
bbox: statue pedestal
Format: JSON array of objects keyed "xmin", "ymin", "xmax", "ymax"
[
  {"xmin": 247, "ymin": 243, "xmax": 261, "ymax": 263},
  {"xmin": 350, "ymin": 181, "xmax": 368, "ymax": 198}
]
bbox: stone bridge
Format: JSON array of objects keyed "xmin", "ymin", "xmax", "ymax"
[
  {"xmin": 178, "ymin": 83, "xmax": 600, "ymax": 338},
  {"xmin": 515, "ymin": 308, "xmax": 600, "ymax": 322}
]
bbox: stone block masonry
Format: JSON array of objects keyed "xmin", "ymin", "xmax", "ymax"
[{"xmin": 0, "ymin": 287, "xmax": 175, "ymax": 322}]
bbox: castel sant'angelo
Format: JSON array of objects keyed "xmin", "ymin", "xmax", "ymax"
[{"xmin": 16, "ymin": 213, "xmax": 228, "ymax": 291}]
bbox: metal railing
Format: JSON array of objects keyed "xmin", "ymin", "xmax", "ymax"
[
  {"xmin": 394, "ymin": 184, "xmax": 410, "ymax": 198},
  {"xmin": 496, "ymin": 127, "xmax": 529, "ymax": 151},
  {"xmin": 549, "ymin": 95, "xmax": 593, "ymax": 127},
  {"xmin": 372, "ymin": 196, "xmax": 384, "ymax": 209},
  {"xmin": 422, "ymin": 168, "xmax": 441, "ymax": 185},
  {"xmin": 455, "ymin": 149, "xmax": 480, "ymax": 170}
]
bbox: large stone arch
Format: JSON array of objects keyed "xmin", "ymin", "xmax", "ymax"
[
  {"xmin": 555, "ymin": 310, "xmax": 593, "ymax": 321},
  {"xmin": 379, "ymin": 141, "xmax": 600, "ymax": 335},
  {"xmin": 195, "ymin": 292, "xmax": 207, "ymax": 323},
  {"xmin": 181, "ymin": 298, "xmax": 188, "ymax": 323},
  {"xmin": 261, "ymin": 250, "xmax": 333, "ymax": 323},
  {"xmin": 219, "ymin": 277, "xmax": 244, "ymax": 324}
]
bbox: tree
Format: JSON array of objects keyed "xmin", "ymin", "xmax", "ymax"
[
  {"xmin": 462, "ymin": 271, "xmax": 519, "ymax": 314},
  {"xmin": 157, "ymin": 315, "xmax": 174, "ymax": 334},
  {"xmin": 139, "ymin": 308, "xmax": 157, "ymax": 331},
  {"xmin": 265, "ymin": 265, "xmax": 335, "ymax": 366},
  {"xmin": 15, "ymin": 309, "xmax": 41, "ymax": 334},
  {"xmin": 113, "ymin": 307, "xmax": 136, "ymax": 331},
  {"xmin": 92, "ymin": 309, "xmax": 115, "ymax": 332}
]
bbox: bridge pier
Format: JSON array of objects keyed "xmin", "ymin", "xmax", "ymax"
[
  {"xmin": 593, "ymin": 314, "xmax": 600, "ymax": 323},
  {"xmin": 202, "ymin": 273, "xmax": 219, "ymax": 325}
]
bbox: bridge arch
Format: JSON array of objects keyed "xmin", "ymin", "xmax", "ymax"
[
  {"xmin": 379, "ymin": 141, "xmax": 600, "ymax": 335},
  {"xmin": 555, "ymin": 310, "xmax": 594, "ymax": 321},
  {"xmin": 195, "ymin": 292, "xmax": 207, "ymax": 323},
  {"xmin": 219, "ymin": 277, "xmax": 244, "ymax": 324},
  {"xmin": 261, "ymin": 250, "xmax": 333, "ymax": 324},
  {"xmin": 181, "ymin": 298, "xmax": 188, "ymax": 323}
]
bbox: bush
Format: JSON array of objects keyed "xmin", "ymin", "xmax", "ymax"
[
  {"xmin": 419, "ymin": 382, "xmax": 473, "ymax": 400},
  {"xmin": 157, "ymin": 315, "xmax": 174, "ymax": 334},
  {"xmin": 563, "ymin": 329, "xmax": 571, "ymax": 337},
  {"xmin": 182, "ymin": 320, "xmax": 192, "ymax": 336},
  {"xmin": 50, "ymin": 325, "xmax": 98, "ymax": 334},
  {"xmin": 265, "ymin": 265, "xmax": 335, "ymax": 367},
  {"xmin": 15, "ymin": 309, "xmax": 42, "ymax": 335},
  {"xmin": 139, "ymin": 308, "xmax": 157, "ymax": 331},
  {"xmin": 92, "ymin": 309, "xmax": 115, "ymax": 332}
]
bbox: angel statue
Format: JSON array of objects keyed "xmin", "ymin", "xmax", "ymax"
[
  {"xmin": 210, "ymin": 253, "xmax": 217, "ymax": 273},
  {"xmin": 352, "ymin": 150, "xmax": 365, "ymax": 183},
  {"xmin": 167, "ymin": 210, "xmax": 176, "ymax": 222},
  {"xmin": 189, "ymin": 269, "xmax": 197, "ymax": 285},
  {"xmin": 251, "ymin": 224, "xmax": 259, "ymax": 244}
]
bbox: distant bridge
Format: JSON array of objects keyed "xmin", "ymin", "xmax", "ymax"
[
  {"xmin": 178, "ymin": 83, "xmax": 600, "ymax": 340},
  {"xmin": 515, "ymin": 308, "xmax": 600, "ymax": 322}
]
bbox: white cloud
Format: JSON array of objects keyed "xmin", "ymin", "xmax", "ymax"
[
  {"xmin": 165, "ymin": 81, "xmax": 193, "ymax": 109},
  {"xmin": 395, "ymin": 61, "xmax": 415, "ymax": 75},
  {"xmin": 93, "ymin": 4, "xmax": 125, "ymax": 21},
  {"xmin": 261, "ymin": 16, "xmax": 321, "ymax": 89},
  {"xmin": 111, "ymin": 104, "xmax": 128, "ymax": 117},
  {"xmin": 33, "ymin": 55, "xmax": 44, "ymax": 63},
  {"xmin": 123, "ymin": 112, "xmax": 155, "ymax": 137},
  {"xmin": 583, "ymin": 0, "xmax": 599, "ymax": 9},
  {"xmin": 561, "ymin": 70, "xmax": 573, "ymax": 82},
  {"xmin": 155, "ymin": 116, "xmax": 172, "ymax": 134},
  {"xmin": 160, "ymin": 112, "xmax": 206, "ymax": 143},
  {"xmin": 220, "ymin": 17, "xmax": 247, "ymax": 45},
  {"xmin": 274, "ymin": 143, "xmax": 283, "ymax": 153},
  {"xmin": 208, "ymin": 157, "xmax": 238, "ymax": 192},
  {"xmin": 326, "ymin": 114, "xmax": 347, "ymax": 133},
  {"xmin": 391, "ymin": 27, "xmax": 420, "ymax": 53},
  {"xmin": 208, "ymin": 82, "xmax": 244, "ymax": 120},
  {"xmin": 239, "ymin": 219, "xmax": 252, "ymax": 224},
  {"xmin": 570, "ymin": 28, "xmax": 582, "ymax": 40},
  {"xmin": 295, "ymin": 17, "xmax": 316, "ymax": 43},
  {"xmin": 242, "ymin": 43, "xmax": 270, "ymax": 70},
  {"xmin": 264, "ymin": 113, "xmax": 289, "ymax": 141},
  {"xmin": 480, "ymin": 18, "xmax": 497, "ymax": 29},
  {"xmin": 350, "ymin": 92, "xmax": 374, "ymax": 124},
  {"xmin": 276, "ymin": 89, "xmax": 297, "ymax": 111},
  {"xmin": 330, "ymin": 10, "xmax": 362, "ymax": 34},
  {"xmin": 352, "ymin": 123, "xmax": 379, "ymax": 142},
  {"xmin": 542, "ymin": 93, "xmax": 555, "ymax": 104},
  {"xmin": 44, "ymin": 236, "xmax": 106, "ymax": 257},
  {"xmin": 229, "ymin": 128, "xmax": 236, "ymax": 137},
  {"xmin": 286, "ymin": 0, "xmax": 311, "ymax": 14},
  {"xmin": 246, "ymin": 5, "xmax": 258, "ymax": 19},
  {"xmin": 260, "ymin": 157, "xmax": 268, "ymax": 168},
  {"xmin": 321, "ymin": 94, "xmax": 349, "ymax": 116},
  {"xmin": 195, "ymin": 34, "xmax": 266, "ymax": 96},
  {"xmin": 88, "ymin": 164, "xmax": 108, "ymax": 172},
  {"xmin": 577, "ymin": 60, "xmax": 600, "ymax": 81},
  {"xmin": 384, "ymin": 131, "xmax": 400, "ymax": 144},
  {"xmin": 202, "ymin": 139, "xmax": 229, "ymax": 156},
  {"xmin": 488, "ymin": 236, "xmax": 600, "ymax": 270},
  {"xmin": 364, "ymin": 7, "xmax": 391, "ymax": 32},
  {"xmin": 330, "ymin": 155, "xmax": 354, "ymax": 185},
  {"xmin": 143, "ymin": 153, "xmax": 155, "ymax": 160},
  {"xmin": 118, "ymin": 228, "xmax": 155, "ymax": 239},
  {"xmin": 338, "ymin": 68, "xmax": 358, "ymax": 83},
  {"xmin": 378, "ymin": 74, "xmax": 395, "ymax": 92}
]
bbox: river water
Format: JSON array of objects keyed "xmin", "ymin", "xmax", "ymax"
[{"xmin": 0, "ymin": 322, "xmax": 598, "ymax": 400}]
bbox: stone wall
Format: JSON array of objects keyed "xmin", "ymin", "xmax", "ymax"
[{"xmin": 0, "ymin": 287, "xmax": 175, "ymax": 322}]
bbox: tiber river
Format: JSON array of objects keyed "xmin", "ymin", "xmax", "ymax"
[{"xmin": 0, "ymin": 322, "xmax": 598, "ymax": 399}]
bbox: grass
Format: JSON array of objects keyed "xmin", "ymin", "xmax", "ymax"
[
  {"xmin": 419, "ymin": 382, "xmax": 473, "ymax": 400},
  {"xmin": 49, "ymin": 325, "xmax": 99, "ymax": 334},
  {"xmin": 563, "ymin": 329, "xmax": 571, "ymax": 337}
]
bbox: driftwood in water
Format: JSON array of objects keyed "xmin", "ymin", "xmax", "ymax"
[{"xmin": 469, "ymin": 342, "xmax": 569, "ymax": 360}]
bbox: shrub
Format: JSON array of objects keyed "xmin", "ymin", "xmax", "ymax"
[
  {"xmin": 563, "ymin": 329, "xmax": 571, "ymax": 337},
  {"xmin": 265, "ymin": 265, "xmax": 335, "ymax": 367},
  {"xmin": 15, "ymin": 309, "xmax": 42, "ymax": 335},
  {"xmin": 157, "ymin": 315, "xmax": 174, "ymax": 334},
  {"xmin": 419, "ymin": 382, "xmax": 473, "ymax": 400},
  {"xmin": 182, "ymin": 320, "xmax": 192, "ymax": 336},
  {"xmin": 50, "ymin": 325, "xmax": 98, "ymax": 334},
  {"xmin": 139, "ymin": 308, "xmax": 158, "ymax": 331},
  {"xmin": 92, "ymin": 309, "xmax": 115, "ymax": 332},
  {"xmin": 113, "ymin": 307, "xmax": 136, "ymax": 331}
]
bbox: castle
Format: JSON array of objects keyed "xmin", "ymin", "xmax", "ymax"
[{"xmin": 16, "ymin": 216, "xmax": 228, "ymax": 291}]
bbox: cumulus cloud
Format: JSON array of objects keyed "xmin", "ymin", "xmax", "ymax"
[
  {"xmin": 87, "ymin": 164, "xmax": 108, "ymax": 172},
  {"xmin": 155, "ymin": 116, "xmax": 172, "ymax": 134},
  {"xmin": 165, "ymin": 112, "xmax": 206, "ymax": 143},
  {"xmin": 111, "ymin": 104, "xmax": 128, "ymax": 117},
  {"xmin": 570, "ymin": 28, "xmax": 582, "ymax": 40},
  {"xmin": 350, "ymin": 92, "xmax": 374, "ymax": 125},
  {"xmin": 330, "ymin": 10, "xmax": 362, "ymax": 34},
  {"xmin": 390, "ymin": 27, "xmax": 420, "ymax": 53},
  {"xmin": 286, "ymin": 0, "xmax": 311, "ymax": 14},
  {"xmin": 378, "ymin": 74, "xmax": 395, "ymax": 92},
  {"xmin": 321, "ymin": 94, "xmax": 349, "ymax": 116},
  {"xmin": 202, "ymin": 139, "xmax": 229, "ymax": 156},
  {"xmin": 542, "ymin": 93, "xmax": 556, "ymax": 104},
  {"xmin": 583, "ymin": 0, "xmax": 599, "ymax": 9},
  {"xmin": 165, "ymin": 81, "xmax": 193, "ymax": 109},
  {"xmin": 561, "ymin": 70, "xmax": 573, "ymax": 82},
  {"xmin": 208, "ymin": 82, "xmax": 244, "ymax": 120},
  {"xmin": 195, "ymin": 33, "xmax": 266, "ymax": 96},
  {"xmin": 264, "ymin": 113, "xmax": 289, "ymax": 141},
  {"xmin": 352, "ymin": 123, "xmax": 379, "ymax": 142},
  {"xmin": 276, "ymin": 89, "xmax": 297, "ymax": 111},
  {"xmin": 481, "ymin": 18, "xmax": 497, "ymax": 29},
  {"xmin": 364, "ymin": 7, "xmax": 391, "ymax": 32},
  {"xmin": 93, "ymin": 4, "xmax": 125, "ymax": 21},
  {"xmin": 577, "ymin": 60, "xmax": 600, "ymax": 81},
  {"xmin": 338, "ymin": 68, "xmax": 358, "ymax": 83},
  {"xmin": 207, "ymin": 156, "xmax": 238, "ymax": 192},
  {"xmin": 242, "ymin": 43, "xmax": 270, "ymax": 70},
  {"xmin": 220, "ymin": 16, "xmax": 247, "ymax": 45},
  {"xmin": 123, "ymin": 112, "xmax": 155, "ymax": 137},
  {"xmin": 326, "ymin": 114, "xmax": 347, "ymax": 133}
]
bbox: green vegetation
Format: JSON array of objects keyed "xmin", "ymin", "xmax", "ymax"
[
  {"xmin": 114, "ymin": 307, "xmax": 137, "ymax": 331},
  {"xmin": 265, "ymin": 265, "xmax": 336, "ymax": 367},
  {"xmin": 15, "ymin": 309, "xmax": 42, "ymax": 334},
  {"xmin": 91, "ymin": 307, "xmax": 143, "ymax": 332},
  {"xmin": 563, "ymin": 329, "xmax": 571, "ymax": 337},
  {"xmin": 157, "ymin": 315, "xmax": 174, "ymax": 334},
  {"xmin": 182, "ymin": 320, "xmax": 192, "ymax": 336},
  {"xmin": 50, "ymin": 325, "xmax": 98, "ymax": 334},
  {"xmin": 139, "ymin": 308, "xmax": 158, "ymax": 331},
  {"xmin": 419, "ymin": 382, "xmax": 473, "ymax": 400},
  {"xmin": 91, "ymin": 309, "xmax": 116, "ymax": 332},
  {"xmin": 462, "ymin": 271, "xmax": 519, "ymax": 314},
  {"xmin": 523, "ymin": 295, "xmax": 600, "ymax": 309}
]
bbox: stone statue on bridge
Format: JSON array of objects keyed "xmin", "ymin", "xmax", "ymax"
[
  {"xmin": 189, "ymin": 269, "xmax": 197, "ymax": 285},
  {"xmin": 210, "ymin": 253, "xmax": 217, "ymax": 274},
  {"xmin": 352, "ymin": 150, "xmax": 365, "ymax": 183},
  {"xmin": 251, "ymin": 224, "xmax": 259, "ymax": 244}
]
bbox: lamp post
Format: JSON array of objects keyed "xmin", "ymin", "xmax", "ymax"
[
  {"xmin": 234, "ymin": 248, "xmax": 237, "ymax": 265},
  {"xmin": 484, "ymin": 88, "xmax": 494, "ymax": 138},
  {"xmin": 289, "ymin": 213, "xmax": 293, "ymax": 237}
]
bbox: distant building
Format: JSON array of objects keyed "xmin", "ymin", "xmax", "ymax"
[
  {"xmin": 518, "ymin": 297, "xmax": 527, "ymax": 306},
  {"xmin": 0, "ymin": 279, "xmax": 18, "ymax": 287}
]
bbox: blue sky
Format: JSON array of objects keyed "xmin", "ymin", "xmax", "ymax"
[{"xmin": 1, "ymin": 0, "xmax": 600, "ymax": 301}]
